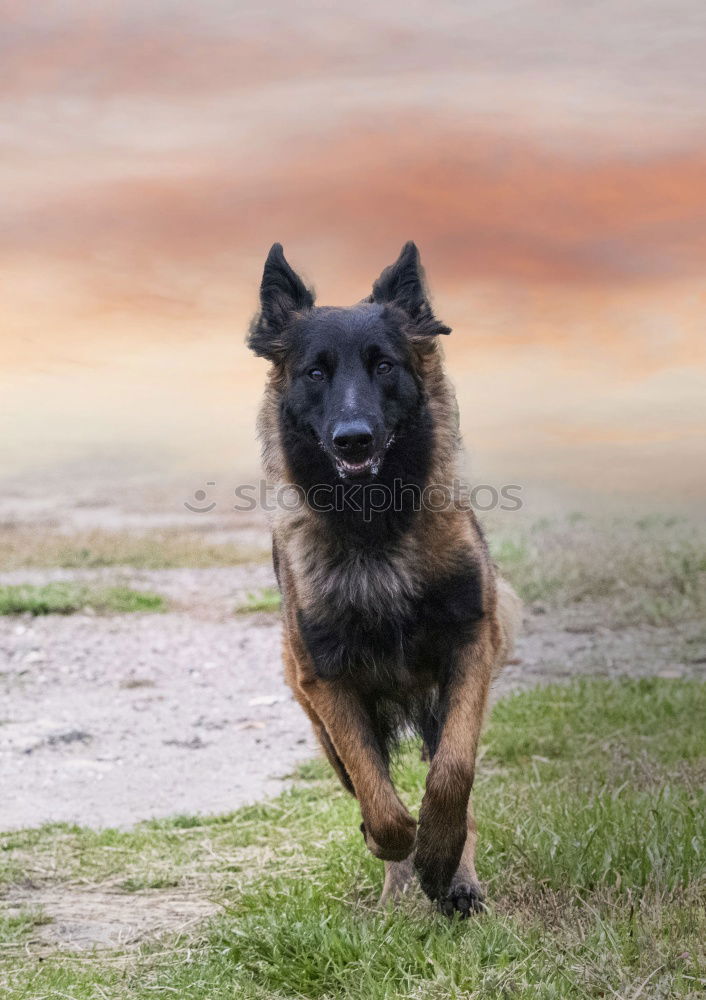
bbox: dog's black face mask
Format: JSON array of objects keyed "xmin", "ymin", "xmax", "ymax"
[
  {"xmin": 248, "ymin": 241, "xmax": 451, "ymax": 495},
  {"xmin": 282, "ymin": 304, "xmax": 420, "ymax": 481}
]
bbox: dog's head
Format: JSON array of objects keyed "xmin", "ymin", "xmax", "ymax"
[{"xmin": 248, "ymin": 242, "xmax": 450, "ymax": 485}]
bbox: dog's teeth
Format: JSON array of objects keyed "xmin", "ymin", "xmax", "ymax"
[{"xmin": 335, "ymin": 456, "xmax": 379, "ymax": 477}]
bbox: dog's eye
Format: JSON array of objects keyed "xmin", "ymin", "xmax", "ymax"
[
  {"xmin": 376, "ymin": 361, "xmax": 393, "ymax": 375},
  {"xmin": 308, "ymin": 368, "xmax": 325, "ymax": 381}
]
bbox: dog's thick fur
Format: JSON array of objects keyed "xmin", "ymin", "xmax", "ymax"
[{"xmin": 248, "ymin": 242, "xmax": 521, "ymax": 915}]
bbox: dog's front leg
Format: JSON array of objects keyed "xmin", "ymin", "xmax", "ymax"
[
  {"xmin": 414, "ymin": 625, "xmax": 495, "ymax": 906},
  {"xmin": 298, "ymin": 674, "xmax": 417, "ymax": 862}
]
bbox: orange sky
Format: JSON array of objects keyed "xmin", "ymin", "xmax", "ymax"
[{"xmin": 2, "ymin": 1, "xmax": 705, "ymax": 506}]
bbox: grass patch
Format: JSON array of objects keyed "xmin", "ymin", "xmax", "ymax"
[
  {"xmin": 0, "ymin": 907, "xmax": 50, "ymax": 947},
  {"xmin": 235, "ymin": 586, "xmax": 281, "ymax": 614},
  {"xmin": 1, "ymin": 678, "xmax": 704, "ymax": 998},
  {"xmin": 0, "ymin": 526, "xmax": 269, "ymax": 570},
  {"xmin": 489, "ymin": 512, "xmax": 706, "ymax": 625},
  {"xmin": 0, "ymin": 583, "xmax": 166, "ymax": 615}
]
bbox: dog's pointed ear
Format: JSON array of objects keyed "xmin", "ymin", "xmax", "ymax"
[
  {"xmin": 369, "ymin": 241, "xmax": 451, "ymax": 338},
  {"xmin": 248, "ymin": 244, "xmax": 315, "ymax": 360}
]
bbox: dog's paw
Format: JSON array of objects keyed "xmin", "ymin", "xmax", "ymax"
[
  {"xmin": 360, "ymin": 811, "xmax": 417, "ymax": 862},
  {"xmin": 438, "ymin": 880, "xmax": 486, "ymax": 919}
]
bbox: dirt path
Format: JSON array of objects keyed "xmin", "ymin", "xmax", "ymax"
[
  {"xmin": 2, "ymin": 561, "xmax": 703, "ymax": 831},
  {"xmin": 0, "ymin": 564, "xmax": 314, "ymax": 829}
]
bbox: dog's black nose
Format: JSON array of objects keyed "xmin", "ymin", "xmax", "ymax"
[{"xmin": 332, "ymin": 421, "xmax": 374, "ymax": 453}]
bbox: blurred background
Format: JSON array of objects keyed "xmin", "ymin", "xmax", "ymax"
[{"xmin": 2, "ymin": 0, "xmax": 705, "ymax": 514}]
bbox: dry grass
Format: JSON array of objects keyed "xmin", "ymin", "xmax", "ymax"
[
  {"xmin": 0, "ymin": 525, "xmax": 269, "ymax": 571},
  {"xmin": 1, "ymin": 514, "xmax": 703, "ymax": 629},
  {"xmin": 490, "ymin": 512, "xmax": 706, "ymax": 626}
]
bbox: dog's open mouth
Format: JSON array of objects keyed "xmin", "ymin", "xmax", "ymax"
[
  {"xmin": 335, "ymin": 455, "xmax": 379, "ymax": 479},
  {"xmin": 330, "ymin": 434, "xmax": 395, "ymax": 480}
]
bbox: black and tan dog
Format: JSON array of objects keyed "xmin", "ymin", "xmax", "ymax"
[{"xmin": 248, "ymin": 242, "xmax": 521, "ymax": 916}]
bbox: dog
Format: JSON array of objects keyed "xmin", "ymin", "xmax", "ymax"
[{"xmin": 248, "ymin": 241, "xmax": 521, "ymax": 916}]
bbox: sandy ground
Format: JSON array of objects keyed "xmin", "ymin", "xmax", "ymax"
[{"xmin": 1, "ymin": 560, "xmax": 702, "ymax": 831}]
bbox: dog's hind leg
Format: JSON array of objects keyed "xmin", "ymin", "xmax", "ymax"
[
  {"xmin": 493, "ymin": 576, "xmax": 523, "ymax": 676},
  {"xmin": 379, "ymin": 857, "xmax": 415, "ymax": 906}
]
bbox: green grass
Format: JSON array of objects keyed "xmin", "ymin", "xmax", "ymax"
[
  {"xmin": 1, "ymin": 678, "xmax": 704, "ymax": 998},
  {"xmin": 235, "ymin": 586, "xmax": 282, "ymax": 614},
  {"xmin": 0, "ymin": 908, "xmax": 50, "ymax": 947},
  {"xmin": 0, "ymin": 583, "xmax": 166, "ymax": 615},
  {"xmin": 489, "ymin": 512, "xmax": 706, "ymax": 625}
]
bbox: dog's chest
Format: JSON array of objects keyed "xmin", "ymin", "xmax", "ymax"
[
  {"xmin": 320, "ymin": 547, "xmax": 418, "ymax": 620},
  {"xmin": 295, "ymin": 542, "xmax": 484, "ymax": 688}
]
